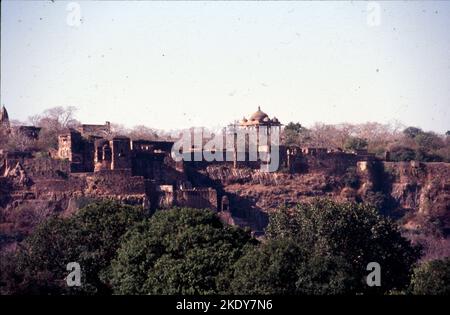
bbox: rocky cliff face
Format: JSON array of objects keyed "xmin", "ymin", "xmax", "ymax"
[
  {"xmin": 1, "ymin": 155, "xmax": 449, "ymax": 259},
  {"xmin": 194, "ymin": 162, "xmax": 450, "ymax": 258},
  {"xmin": 0, "ymin": 158, "xmax": 150, "ymax": 251},
  {"xmin": 363, "ymin": 161, "xmax": 449, "ymax": 232}
]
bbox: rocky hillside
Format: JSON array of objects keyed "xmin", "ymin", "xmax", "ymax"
[
  {"xmin": 195, "ymin": 161, "xmax": 450, "ymax": 259},
  {"xmin": 1, "ymin": 155, "xmax": 449, "ymax": 260}
]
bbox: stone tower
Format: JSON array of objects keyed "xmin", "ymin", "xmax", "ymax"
[{"xmin": 0, "ymin": 105, "xmax": 10, "ymax": 129}]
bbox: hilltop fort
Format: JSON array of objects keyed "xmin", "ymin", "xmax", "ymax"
[{"xmin": 0, "ymin": 105, "xmax": 449, "ymax": 257}]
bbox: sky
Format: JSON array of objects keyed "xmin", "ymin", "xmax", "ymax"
[{"xmin": 1, "ymin": 1, "xmax": 450, "ymax": 133}]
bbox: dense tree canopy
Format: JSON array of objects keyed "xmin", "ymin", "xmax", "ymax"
[
  {"xmin": 403, "ymin": 127, "xmax": 423, "ymax": 139},
  {"xmin": 282, "ymin": 122, "xmax": 310, "ymax": 146},
  {"xmin": 0, "ymin": 200, "xmax": 145, "ymax": 295},
  {"xmin": 258, "ymin": 199, "xmax": 421, "ymax": 294},
  {"xmin": 0, "ymin": 218, "xmax": 80, "ymax": 295},
  {"xmin": 344, "ymin": 137, "xmax": 368, "ymax": 151},
  {"xmin": 1, "ymin": 200, "xmax": 446, "ymax": 296},
  {"xmin": 231, "ymin": 237, "xmax": 354, "ymax": 294},
  {"xmin": 389, "ymin": 146, "xmax": 417, "ymax": 162},
  {"xmin": 411, "ymin": 257, "xmax": 450, "ymax": 295},
  {"xmin": 109, "ymin": 208, "xmax": 255, "ymax": 294}
]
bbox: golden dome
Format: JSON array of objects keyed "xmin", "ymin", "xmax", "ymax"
[{"xmin": 249, "ymin": 106, "xmax": 268, "ymax": 122}]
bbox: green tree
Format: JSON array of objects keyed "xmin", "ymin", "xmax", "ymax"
[
  {"xmin": 397, "ymin": 127, "xmax": 448, "ymax": 162},
  {"xmin": 0, "ymin": 200, "xmax": 145, "ymax": 295},
  {"xmin": 69, "ymin": 200, "xmax": 146, "ymax": 293},
  {"xmin": 389, "ymin": 146, "xmax": 416, "ymax": 161},
  {"xmin": 109, "ymin": 208, "xmax": 255, "ymax": 294},
  {"xmin": 0, "ymin": 219, "xmax": 80, "ymax": 295},
  {"xmin": 414, "ymin": 131, "xmax": 444, "ymax": 151},
  {"xmin": 285, "ymin": 122, "xmax": 304, "ymax": 134},
  {"xmin": 283, "ymin": 122, "xmax": 309, "ymax": 146},
  {"xmin": 344, "ymin": 137, "xmax": 368, "ymax": 151},
  {"xmin": 403, "ymin": 126, "xmax": 423, "ymax": 139},
  {"xmin": 411, "ymin": 258, "xmax": 450, "ymax": 295},
  {"xmin": 414, "ymin": 148, "xmax": 443, "ymax": 162},
  {"xmin": 231, "ymin": 238, "xmax": 354, "ymax": 295},
  {"xmin": 263, "ymin": 199, "xmax": 421, "ymax": 294}
]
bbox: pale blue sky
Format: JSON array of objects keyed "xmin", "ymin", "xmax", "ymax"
[{"xmin": 1, "ymin": 1, "xmax": 450, "ymax": 133}]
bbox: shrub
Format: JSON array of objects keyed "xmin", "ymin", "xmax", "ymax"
[{"xmin": 411, "ymin": 257, "xmax": 450, "ymax": 295}]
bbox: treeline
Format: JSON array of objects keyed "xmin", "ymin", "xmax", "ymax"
[
  {"xmin": 5, "ymin": 107, "xmax": 450, "ymax": 164},
  {"xmin": 1, "ymin": 106, "xmax": 171, "ymax": 152},
  {"xmin": 283, "ymin": 122, "xmax": 450, "ymax": 162},
  {"xmin": 0, "ymin": 200, "xmax": 448, "ymax": 295}
]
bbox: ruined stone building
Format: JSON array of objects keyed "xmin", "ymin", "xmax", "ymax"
[
  {"xmin": 54, "ymin": 122, "xmax": 218, "ymax": 211},
  {"xmin": 48, "ymin": 107, "xmax": 292, "ymax": 213},
  {"xmin": 77, "ymin": 121, "xmax": 111, "ymax": 137},
  {"xmin": 0, "ymin": 106, "xmax": 41, "ymax": 143},
  {"xmin": 1, "ymin": 105, "xmax": 380, "ymax": 221},
  {"xmin": 1, "ymin": 105, "xmax": 449, "ymax": 249}
]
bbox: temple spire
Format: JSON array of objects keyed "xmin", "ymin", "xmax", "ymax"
[{"xmin": 0, "ymin": 105, "xmax": 10, "ymax": 128}]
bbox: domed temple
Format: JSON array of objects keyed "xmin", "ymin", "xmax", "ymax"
[
  {"xmin": 235, "ymin": 106, "xmax": 282, "ymax": 152},
  {"xmin": 239, "ymin": 106, "xmax": 281, "ymax": 127},
  {"xmin": 220, "ymin": 106, "xmax": 283, "ymax": 171}
]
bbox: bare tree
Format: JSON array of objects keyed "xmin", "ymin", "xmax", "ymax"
[
  {"xmin": 6, "ymin": 131, "xmax": 37, "ymax": 151},
  {"xmin": 107, "ymin": 123, "xmax": 129, "ymax": 138},
  {"xmin": 28, "ymin": 106, "xmax": 80, "ymax": 150},
  {"xmin": 29, "ymin": 106, "xmax": 79, "ymax": 130}
]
